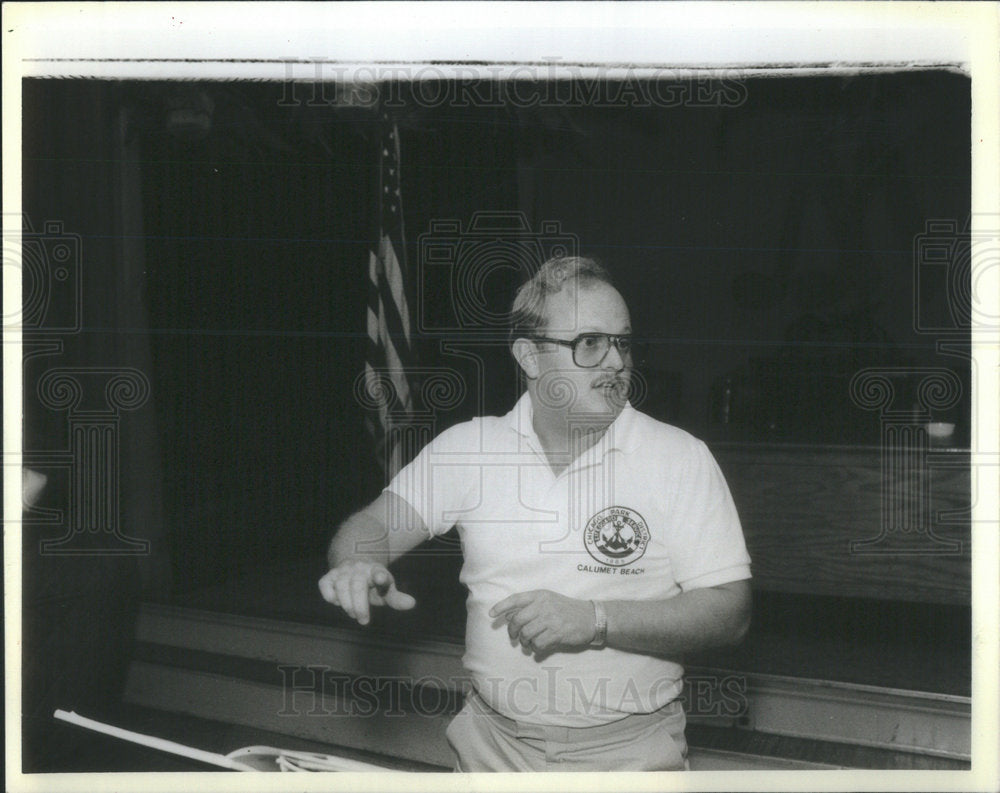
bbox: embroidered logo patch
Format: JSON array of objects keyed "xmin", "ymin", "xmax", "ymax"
[{"xmin": 584, "ymin": 506, "xmax": 650, "ymax": 567}]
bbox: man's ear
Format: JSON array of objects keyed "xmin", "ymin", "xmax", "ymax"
[{"xmin": 511, "ymin": 338, "xmax": 539, "ymax": 379}]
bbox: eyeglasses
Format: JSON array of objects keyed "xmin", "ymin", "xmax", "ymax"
[{"xmin": 530, "ymin": 333, "xmax": 633, "ymax": 368}]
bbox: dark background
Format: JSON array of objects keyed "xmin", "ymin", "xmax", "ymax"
[{"xmin": 21, "ymin": 72, "xmax": 971, "ymax": 769}]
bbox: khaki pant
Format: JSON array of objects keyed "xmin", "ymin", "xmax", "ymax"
[{"xmin": 445, "ymin": 690, "xmax": 689, "ymax": 772}]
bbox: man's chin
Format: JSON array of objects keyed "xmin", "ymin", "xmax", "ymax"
[
  {"xmin": 571, "ymin": 392, "xmax": 627, "ymax": 421},
  {"xmin": 593, "ymin": 383, "xmax": 629, "ymax": 412}
]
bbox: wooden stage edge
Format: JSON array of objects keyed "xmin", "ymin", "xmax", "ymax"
[{"xmin": 123, "ymin": 603, "xmax": 971, "ymax": 772}]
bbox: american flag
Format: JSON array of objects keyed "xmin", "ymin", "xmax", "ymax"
[{"xmin": 363, "ymin": 114, "xmax": 416, "ymax": 479}]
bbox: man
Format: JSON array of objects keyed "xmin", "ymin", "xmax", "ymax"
[{"xmin": 319, "ymin": 256, "xmax": 752, "ymax": 771}]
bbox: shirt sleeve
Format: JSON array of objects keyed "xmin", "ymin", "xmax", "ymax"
[
  {"xmin": 665, "ymin": 440, "xmax": 752, "ymax": 591},
  {"xmin": 383, "ymin": 420, "xmax": 478, "ymax": 538}
]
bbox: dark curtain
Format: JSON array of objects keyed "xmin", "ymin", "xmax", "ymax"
[
  {"xmin": 516, "ymin": 72, "xmax": 971, "ymax": 442},
  {"xmin": 21, "ymin": 80, "xmax": 170, "ymax": 770},
  {"xmin": 135, "ymin": 83, "xmax": 378, "ymax": 590}
]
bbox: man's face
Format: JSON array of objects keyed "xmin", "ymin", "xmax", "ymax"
[{"xmin": 532, "ymin": 281, "xmax": 633, "ymax": 422}]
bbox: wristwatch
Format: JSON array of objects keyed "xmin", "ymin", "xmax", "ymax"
[{"xmin": 589, "ymin": 600, "xmax": 608, "ymax": 647}]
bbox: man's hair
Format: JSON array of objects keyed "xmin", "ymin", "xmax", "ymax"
[{"xmin": 508, "ymin": 256, "xmax": 616, "ymax": 347}]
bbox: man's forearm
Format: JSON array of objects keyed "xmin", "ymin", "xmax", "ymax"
[
  {"xmin": 327, "ymin": 510, "xmax": 390, "ymax": 570},
  {"xmin": 326, "ymin": 492, "xmax": 432, "ymax": 572},
  {"xmin": 603, "ymin": 581, "xmax": 751, "ymax": 657}
]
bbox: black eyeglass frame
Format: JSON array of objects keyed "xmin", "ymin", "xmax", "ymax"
[{"xmin": 529, "ymin": 333, "xmax": 634, "ymax": 368}]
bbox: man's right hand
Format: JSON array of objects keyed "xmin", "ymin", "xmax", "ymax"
[{"xmin": 317, "ymin": 560, "xmax": 416, "ymax": 626}]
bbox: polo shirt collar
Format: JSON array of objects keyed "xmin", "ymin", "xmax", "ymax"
[{"xmin": 506, "ymin": 391, "xmax": 642, "ymax": 455}]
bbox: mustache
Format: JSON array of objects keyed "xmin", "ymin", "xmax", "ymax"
[{"xmin": 592, "ymin": 375, "xmax": 629, "ymax": 388}]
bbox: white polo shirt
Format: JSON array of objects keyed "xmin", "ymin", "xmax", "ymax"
[{"xmin": 386, "ymin": 392, "xmax": 751, "ymax": 727}]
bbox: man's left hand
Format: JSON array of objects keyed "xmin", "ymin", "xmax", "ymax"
[{"xmin": 490, "ymin": 590, "xmax": 596, "ymax": 653}]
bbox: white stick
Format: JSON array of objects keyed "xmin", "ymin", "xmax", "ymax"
[{"xmin": 53, "ymin": 710, "xmax": 251, "ymax": 771}]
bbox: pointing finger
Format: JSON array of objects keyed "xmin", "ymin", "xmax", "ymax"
[
  {"xmin": 335, "ymin": 575, "xmax": 356, "ymax": 621},
  {"xmin": 371, "ymin": 567, "xmax": 392, "ymax": 594},
  {"xmin": 351, "ymin": 574, "xmax": 371, "ymax": 625},
  {"xmin": 368, "ymin": 568, "xmax": 415, "ymax": 610},
  {"xmin": 384, "ymin": 588, "xmax": 417, "ymax": 611}
]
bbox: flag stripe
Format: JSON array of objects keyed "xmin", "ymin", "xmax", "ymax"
[
  {"xmin": 362, "ymin": 116, "xmax": 416, "ymax": 479},
  {"xmin": 375, "ymin": 268, "xmax": 410, "ymax": 353},
  {"xmin": 380, "ymin": 238, "xmax": 411, "ymax": 344}
]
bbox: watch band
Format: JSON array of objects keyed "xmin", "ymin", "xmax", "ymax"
[{"xmin": 589, "ymin": 600, "xmax": 608, "ymax": 647}]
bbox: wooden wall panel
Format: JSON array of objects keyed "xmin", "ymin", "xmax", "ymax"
[{"xmin": 714, "ymin": 447, "xmax": 970, "ymax": 604}]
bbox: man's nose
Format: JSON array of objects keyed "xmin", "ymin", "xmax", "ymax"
[{"xmin": 602, "ymin": 342, "xmax": 628, "ymax": 371}]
